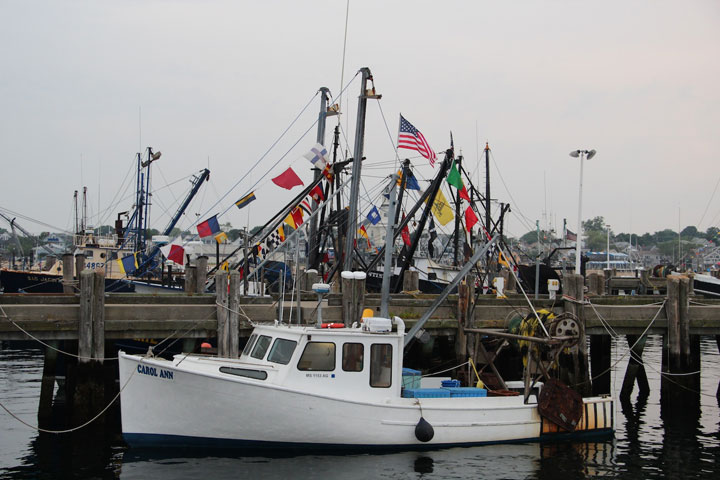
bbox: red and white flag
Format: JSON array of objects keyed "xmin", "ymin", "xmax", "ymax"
[{"xmin": 159, "ymin": 238, "xmax": 185, "ymax": 265}]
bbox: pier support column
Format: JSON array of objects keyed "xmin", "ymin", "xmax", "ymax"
[
  {"xmin": 38, "ymin": 341, "xmax": 58, "ymax": 428},
  {"xmin": 196, "ymin": 256, "xmax": 208, "ymax": 293},
  {"xmin": 403, "ymin": 270, "xmax": 419, "ymax": 292},
  {"xmin": 74, "ymin": 254, "xmax": 85, "ymax": 285},
  {"xmin": 662, "ymin": 276, "xmax": 699, "ymax": 408},
  {"xmin": 590, "ymin": 334, "xmax": 612, "ymax": 395},
  {"xmin": 216, "ymin": 272, "xmax": 229, "ymax": 357},
  {"xmin": 185, "ymin": 265, "xmax": 197, "ymax": 294},
  {"xmin": 62, "ymin": 253, "xmax": 74, "ymax": 294},
  {"xmin": 71, "ymin": 270, "xmax": 105, "ymax": 429},
  {"xmin": 341, "ymin": 271, "xmax": 366, "ymax": 326},
  {"xmin": 620, "ymin": 334, "xmax": 650, "ymax": 399}
]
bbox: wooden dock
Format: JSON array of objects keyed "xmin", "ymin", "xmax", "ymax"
[{"xmin": 1, "ymin": 270, "xmax": 718, "ymax": 431}]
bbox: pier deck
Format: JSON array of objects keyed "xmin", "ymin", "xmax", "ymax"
[{"xmin": 2, "ymin": 293, "xmax": 720, "ymax": 341}]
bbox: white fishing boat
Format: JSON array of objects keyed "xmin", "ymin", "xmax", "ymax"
[
  {"xmin": 118, "ymin": 68, "xmax": 614, "ymax": 449},
  {"xmin": 118, "ymin": 317, "xmax": 613, "ymax": 448}
]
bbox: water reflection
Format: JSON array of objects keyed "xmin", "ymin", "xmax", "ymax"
[{"xmin": 2, "ymin": 336, "xmax": 720, "ymax": 479}]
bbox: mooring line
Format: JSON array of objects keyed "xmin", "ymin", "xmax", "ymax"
[{"xmin": 0, "ymin": 358, "xmax": 141, "ymax": 434}]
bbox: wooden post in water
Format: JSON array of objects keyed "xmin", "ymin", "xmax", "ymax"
[
  {"xmin": 590, "ymin": 334, "xmax": 612, "ymax": 395},
  {"xmin": 662, "ymin": 276, "xmax": 698, "ymax": 406},
  {"xmin": 37, "ymin": 341, "xmax": 58, "ymax": 428},
  {"xmin": 196, "ymin": 256, "xmax": 208, "ymax": 293},
  {"xmin": 92, "ymin": 270, "xmax": 105, "ymax": 363},
  {"xmin": 62, "ymin": 253, "xmax": 74, "ymax": 293},
  {"xmin": 78, "ymin": 270, "xmax": 94, "ymax": 364},
  {"xmin": 72, "ymin": 270, "xmax": 105, "ymax": 429},
  {"xmin": 185, "ymin": 265, "xmax": 197, "ymax": 294},
  {"xmin": 228, "ymin": 271, "xmax": 240, "ymax": 358},
  {"xmin": 665, "ymin": 276, "xmax": 682, "ymax": 373},
  {"xmin": 75, "ymin": 254, "xmax": 85, "ymax": 284},
  {"xmin": 620, "ymin": 334, "xmax": 650, "ymax": 399},
  {"xmin": 216, "ymin": 272, "xmax": 229, "ymax": 357},
  {"xmin": 403, "ymin": 270, "xmax": 419, "ymax": 292}
]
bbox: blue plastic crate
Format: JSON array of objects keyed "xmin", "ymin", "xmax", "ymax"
[
  {"xmin": 402, "ymin": 388, "xmax": 451, "ymax": 398},
  {"xmin": 441, "ymin": 379, "xmax": 461, "ymax": 388},
  {"xmin": 402, "ymin": 368, "xmax": 422, "ymax": 389},
  {"xmin": 442, "ymin": 387, "xmax": 488, "ymax": 397}
]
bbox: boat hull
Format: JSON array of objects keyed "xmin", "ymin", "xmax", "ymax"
[
  {"xmin": 118, "ymin": 353, "xmax": 613, "ymax": 449},
  {"xmin": 0, "ymin": 268, "xmax": 135, "ymax": 293}
]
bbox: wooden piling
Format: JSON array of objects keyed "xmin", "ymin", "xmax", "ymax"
[
  {"xmin": 228, "ymin": 272, "xmax": 240, "ymax": 358},
  {"xmin": 662, "ymin": 275, "xmax": 698, "ymax": 406},
  {"xmin": 196, "ymin": 256, "xmax": 208, "ymax": 293},
  {"xmin": 92, "ymin": 271, "xmax": 105, "ymax": 363},
  {"xmin": 403, "ymin": 270, "xmax": 419, "ymax": 292},
  {"xmin": 185, "ymin": 265, "xmax": 197, "ymax": 294},
  {"xmin": 590, "ymin": 334, "xmax": 612, "ymax": 395},
  {"xmin": 216, "ymin": 272, "xmax": 229, "ymax": 357},
  {"xmin": 62, "ymin": 253, "xmax": 74, "ymax": 294},
  {"xmin": 38, "ymin": 341, "xmax": 58, "ymax": 428},
  {"xmin": 341, "ymin": 271, "xmax": 353, "ymax": 327},
  {"xmin": 78, "ymin": 270, "xmax": 94, "ymax": 363},
  {"xmin": 620, "ymin": 334, "xmax": 650, "ymax": 398},
  {"xmin": 353, "ymin": 272, "xmax": 366, "ymax": 324},
  {"xmin": 665, "ymin": 276, "xmax": 682, "ymax": 372},
  {"xmin": 72, "ymin": 270, "xmax": 105, "ymax": 429},
  {"xmin": 75, "ymin": 253, "xmax": 85, "ymax": 280}
]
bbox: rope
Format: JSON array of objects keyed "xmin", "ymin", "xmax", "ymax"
[
  {"xmin": 0, "ymin": 356, "xmax": 142, "ymax": 434},
  {"xmin": 421, "ymin": 360, "xmax": 470, "ymax": 378},
  {"xmin": 215, "ymin": 301, "xmax": 257, "ymax": 327}
]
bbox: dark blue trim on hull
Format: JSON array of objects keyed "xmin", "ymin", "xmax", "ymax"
[{"xmin": 123, "ymin": 429, "xmax": 613, "ymax": 452}]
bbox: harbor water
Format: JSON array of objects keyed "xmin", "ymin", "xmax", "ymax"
[{"xmin": 1, "ymin": 336, "xmax": 719, "ymax": 479}]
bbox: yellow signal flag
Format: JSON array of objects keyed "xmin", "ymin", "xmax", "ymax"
[
  {"xmin": 214, "ymin": 231, "xmax": 228, "ymax": 244},
  {"xmin": 284, "ymin": 213, "xmax": 297, "ymax": 230},
  {"xmin": 498, "ymin": 250, "xmax": 509, "ymax": 267},
  {"xmin": 427, "ymin": 188, "xmax": 454, "ymax": 226}
]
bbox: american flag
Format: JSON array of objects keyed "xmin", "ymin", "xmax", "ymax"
[{"xmin": 397, "ymin": 114, "xmax": 436, "ymax": 167}]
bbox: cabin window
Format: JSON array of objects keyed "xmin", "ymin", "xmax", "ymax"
[
  {"xmin": 250, "ymin": 335, "xmax": 272, "ymax": 360},
  {"xmin": 342, "ymin": 343, "xmax": 364, "ymax": 372},
  {"xmin": 297, "ymin": 342, "xmax": 336, "ymax": 371},
  {"xmin": 268, "ymin": 338, "xmax": 297, "ymax": 365},
  {"xmin": 219, "ymin": 367, "xmax": 267, "ymax": 380},
  {"xmin": 84, "ymin": 251, "xmax": 93, "ymax": 258},
  {"xmin": 370, "ymin": 344, "xmax": 393, "ymax": 388},
  {"xmin": 242, "ymin": 334, "xmax": 258, "ymax": 356}
]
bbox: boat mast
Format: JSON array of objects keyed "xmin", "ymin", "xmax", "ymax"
[
  {"xmin": 453, "ymin": 154, "xmax": 462, "ymax": 266},
  {"xmin": 73, "ymin": 190, "xmax": 79, "ymax": 236},
  {"xmin": 484, "ymin": 142, "xmax": 491, "ymax": 265},
  {"xmin": 342, "ymin": 67, "xmax": 373, "ymax": 272},
  {"xmin": 308, "ymin": 87, "xmax": 330, "ymax": 268},
  {"xmin": 82, "ymin": 186, "xmax": 87, "ymax": 233}
]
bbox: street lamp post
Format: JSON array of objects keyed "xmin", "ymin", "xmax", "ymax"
[
  {"xmin": 569, "ymin": 149, "xmax": 596, "ymax": 276},
  {"xmin": 606, "ymin": 224, "xmax": 611, "ymax": 270}
]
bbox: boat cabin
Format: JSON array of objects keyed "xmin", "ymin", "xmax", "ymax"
[{"xmin": 220, "ymin": 318, "xmax": 406, "ymax": 401}]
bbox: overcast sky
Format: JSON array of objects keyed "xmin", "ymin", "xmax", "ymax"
[{"xmin": 1, "ymin": 0, "xmax": 719, "ymax": 241}]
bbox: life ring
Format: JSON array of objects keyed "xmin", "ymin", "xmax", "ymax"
[{"xmin": 321, "ymin": 323, "xmax": 345, "ymax": 329}]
